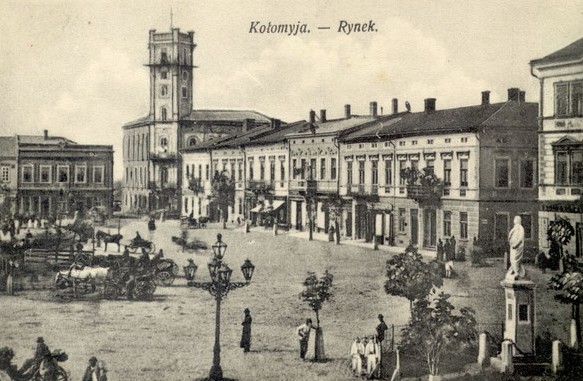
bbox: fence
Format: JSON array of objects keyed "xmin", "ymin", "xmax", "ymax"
[{"xmin": 24, "ymin": 249, "xmax": 93, "ymax": 265}]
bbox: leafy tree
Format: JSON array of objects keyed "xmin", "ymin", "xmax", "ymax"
[
  {"xmin": 210, "ymin": 171, "xmax": 235, "ymax": 229},
  {"xmin": 299, "ymin": 270, "xmax": 334, "ymax": 361},
  {"xmin": 547, "ymin": 217, "xmax": 575, "ymax": 272},
  {"xmin": 400, "ymin": 291, "xmax": 477, "ymax": 378},
  {"xmin": 549, "ymin": 254, "xmax": 583, "ymax": 347},
  {"xmin": 385, "ymin": 245, "xmax": 443, "ymax": 314},
  {"xmin": 322, "ymin": 194, "xmax": 342, "ymax": 244}
]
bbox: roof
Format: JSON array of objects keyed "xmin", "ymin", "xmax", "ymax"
[
  {"xmin": 530, "ymin": 37, "xmax": 583, "ymax": 66},
  {"xmin": 248, "ymin": 120, "xmax": 308, "ymax": 145},
  {"xmin": 341, "ymin": 101, "xmax": 538, "ymax": 142},
  {"xmin": 0, "ymin": 137, "xmax": 17, "ymax": 157},
  {"xmin": 16, "ymin": 135, "xmax": 77, "ymax": 145},
  {"xmin": 287, "ymin": 115, "xmax": 377, "ymax": 138},
  {"xmin": 123, "ymin": 109, "xmax": 274, "ymax": 128}
]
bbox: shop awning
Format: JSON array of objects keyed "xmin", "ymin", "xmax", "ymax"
[
  {"xmin": 271, "ymin": 200, "xmax": 285, "ymax": 211},
  {"xmin": 250, "ymin": 205, "xmax": 263, "ymax": 213}
]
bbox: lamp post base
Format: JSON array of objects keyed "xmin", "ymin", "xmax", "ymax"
[{"xmin": 208, "ymin": 365, "xmax": 223, "ymax": 381}]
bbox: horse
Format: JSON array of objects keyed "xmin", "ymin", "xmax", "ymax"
[
  {"xmin": 95, "ymin": 230, "xmax": 123, "ymax": 252},
  {"xmin": 55, "ymin": 266, "xmax": 109, "ymax": 297}
]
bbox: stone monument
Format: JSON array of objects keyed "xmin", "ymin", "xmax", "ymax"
[{"xmin": 491, "ymin": 216, "xmax": 536, "ymax": 373}]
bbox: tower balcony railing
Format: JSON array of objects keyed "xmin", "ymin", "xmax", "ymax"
[{"xmin": 150, "ymin": 152, "xmax": 178, "ymax": 161}]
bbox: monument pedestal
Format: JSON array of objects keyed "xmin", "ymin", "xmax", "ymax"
[{"xmin": 490, "ymin": 278, "xmax": 536, "ymax": 373}]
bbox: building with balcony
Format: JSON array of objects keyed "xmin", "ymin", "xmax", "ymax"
[
  {"xmin": 340, "ymin": 91, "xmax": 538, "ymax": 257},
  {"xmin": 122, "ymin": 27, "xmax": 272, "ymax": 213},
  {"xmin": 531, "ymin": 37, "xmax": 583, "ymax": 257},
  {"xmin": 8, "ymin": 130, "xmax": 114, "ymax": 218}
]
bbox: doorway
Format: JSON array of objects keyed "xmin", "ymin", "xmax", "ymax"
[
  {"xmin": 410, "ymin": 208, "xmax": 419, "ymax": 245},
  {"xmin": 423, "ymin": 209, "xmax": 437, "ymax": 248}
]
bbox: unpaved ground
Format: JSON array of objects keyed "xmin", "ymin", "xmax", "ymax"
[{"xmin": 0, "ymin": 219, "xmax": 571, "ymax": 380}]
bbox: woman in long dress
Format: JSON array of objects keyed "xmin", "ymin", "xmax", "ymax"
[{"xmin": 240, "ymin": 308, "xmax": 252, "ymax": 353}]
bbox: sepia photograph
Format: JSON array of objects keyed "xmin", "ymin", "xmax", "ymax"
[{"xmin": 0, "ymin": 1, "xmax": 582, "ymax": 380}]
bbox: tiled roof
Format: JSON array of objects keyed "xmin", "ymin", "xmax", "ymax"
[
  {"xmin": 530, "ymin": 37, "xmax": 583, "ymax": 66},
  {"xmin": 0, "ymin": 137, "xmax": 17, "ymax": 157},
  {"xmin": 287, "ymin": 115, "xmax": 377, "ymax": 137},
  {"xmin": 247, "ymin": 120, "xmax": 307, "ymax": 145},
  {"xmin": 341, "ymin": 101, "xmax": 538, "ymax": 141},
  {"xmin": 17, "ymin": 135, "xmax": 77, "ymax": 145},
  {"xmin": 183, "ymin": 109, "xmax": 273, "ymax": 123},
  {"xmin": 123, "ymin": 109, "xmax": 274, "ymax": 128}
]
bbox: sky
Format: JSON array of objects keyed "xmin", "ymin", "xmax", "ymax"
[{"xmin": 0, "ymin": 0, "xmax": 582, "ymax": 180}]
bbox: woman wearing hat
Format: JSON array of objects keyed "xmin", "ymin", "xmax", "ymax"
[{"xmin": 240, "ymin": 308, "xmax": 252, "ymax": 353}]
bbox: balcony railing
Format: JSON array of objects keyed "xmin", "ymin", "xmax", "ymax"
[
  {"xmin": 406, "ymin": 184, "xmax": 443, "ymax": 203},
  {"xmin": 289, "ymin": 179, "xmax": 317, "ymax": 195},
  {"xmin": 247, "ymin": 180, "xmax": 274, "ymax": 193},
  {"xmin": 150, "ymin": 152, "xmax": 178, "ymax": 161}
]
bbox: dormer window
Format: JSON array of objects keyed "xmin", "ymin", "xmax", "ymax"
[{"xmin": 187, "ymin": 136, "xmax": 197, "ymax": 147}]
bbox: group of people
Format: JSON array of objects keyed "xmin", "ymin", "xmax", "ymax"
[
  {"xmin": 82, "ymin": 356, "xmax": 108, "ymax": 381},
  {"xmin": 436, "ymin": 235, "xmax": 457, "ymax": 262},
  {"xmin": 349, "ymin": 314, "xmax": 388, "ymax": 378}
]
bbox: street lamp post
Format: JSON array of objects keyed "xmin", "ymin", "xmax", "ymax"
[{"xmin": 184, "ymin": 234, "xmax": 255, "ymax": 381}]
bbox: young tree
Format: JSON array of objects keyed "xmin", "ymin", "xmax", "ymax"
[
  {"xmin": 385, "ymin": 245, "xmax": 443, "ymax": 315},
  {"xmin": 299, "ymin": 270, "xmax": 334, "ymax": 361},
  {"xmin": 400, "ymin": 292, "xmax": 477, "ymax": 379},
  {"xmin": 547, "ymin": 217, "xmax": 575, "ymax": 273},
  {"xmin": 549, "ymin": 254, "xmax": 583, "ymax": 347},
  {"xmin": 210, "ymin": 171, "xmax": 235, "ymax": 229},
  {"xmin": 322, "ymin": 194, "xmax": 342, "ymax": 244}
]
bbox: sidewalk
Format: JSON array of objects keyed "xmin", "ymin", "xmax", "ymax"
[{"xmin": 241, "ymin": 225, "xmax": 437, "ymax": 259}]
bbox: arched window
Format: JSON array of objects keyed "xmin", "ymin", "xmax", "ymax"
[
  {"xmin": 161, "ymin": 107, "xmax": 167, "ymax": 121},
  {"xmin": 187, "ymin": 136, "xmax": 197, "ymax": 147},
  {"xmin": 160, "ymin": 167, "xmax": 168, "ymax": 185},
  {"xmin": 182, "ymin": 71, "xmax": 188, "ymax": 81},
  {"xmin": 160, "ymin": 137, "xmax": 168, "ymax": 148}
]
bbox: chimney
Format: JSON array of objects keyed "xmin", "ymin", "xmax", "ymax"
[
  {"xmin": 320, "ymin": 109, "xmax": 327, "ymax": 123},
  {"xmin": 243, "ymin": 118, "xmax": 255, "ymax": 132},
  {"xmin": 519, "ymin": 91, "xmax": 526, "ymax": 103},
  {"xmin": 392, "ymin": 98, "xmax": 398, "ymax": 114},
  {"xmin": 507, "ymin": 88, "xmax": 520, "ymax": 101},
  {"xmin": 424, "ymin": 98, "xmax": 436, "ymax": 113},
  {"xmin": 274, "ymin": 119, "xmax": 281, "ymax": 129},
  {"xmin": 481, "ymin": 91, "xmax": 490, "ymax": 106},
  {"xmin": 370, "ymin": 101, "xmax": 378, "ymax": 117},
  {"xmin": 309, "ymin": 110, "xmax": 316, "ymax": 124},
  {"xmin": 43, "ymin": 129, "xmax": 48, "ymax": 140},
  {"xmin": 344, "ymin": 104, "xmax": 351, "ymax": 118}
]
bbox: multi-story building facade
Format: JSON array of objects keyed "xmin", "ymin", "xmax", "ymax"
[
  {"xmin": 122, "ymin": 27, "xmax": 272, "ymax": 213},
  {"xmin": 341, "ymin": 91, "xmax": 539, "ymax": 256},
  {"xmin": 0, "ymin": 137, "xmax": 18, "ymax": 216},
  {"xmin": 531, "ymin": 37, "xmax": 583, "ymax": 257},
  {"xmin": 8, "ymin": 130, "xmax": 114, "ymax": 218}
]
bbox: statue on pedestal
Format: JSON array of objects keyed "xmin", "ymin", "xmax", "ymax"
[{"xmin": 505, "ymin": 216, "xmax": 526, "ymax": 280}]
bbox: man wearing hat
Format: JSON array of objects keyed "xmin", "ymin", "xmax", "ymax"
[
  {"xmin": 20, "ymin": 337, "xmax": 50, "ymax": 373},
  {"xmin": 240, "ymin": 308, "xmax": 252, "ymax": 353},
  {"xmin": 376, "ymin": 314, "xmax": 388, "ymax": 343},
  {"xmin": 82, "ymin": 356, "xmax": 99, "ymax": 381}
]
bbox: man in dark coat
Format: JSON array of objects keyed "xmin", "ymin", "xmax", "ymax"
[
  {"xmin": 82, "ymin": 356, "xmax": 99, "ymax": 381},
  {"xmin": 240, "ymin": 308, "xmax": 252, "ymax": 353},
  {"xmin": 376, "ymin": 314, "xmax": 388, "ymax": 344},
  {"xmin": 451, "ymin": 236, "xmax": 457, "ymax": 260},
  {"xmin": 437, "ymin": 239, "xmax": 444, "ymax": 261},
  {"xmin": 444, "ymin": 238, "xmax": 452, "ymax": 261}
]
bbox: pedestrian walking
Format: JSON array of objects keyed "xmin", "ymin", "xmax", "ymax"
[
  {"xmin": 350, "ymin": 337, "xmax": 364, "ymax": 375},
  {"xmin": 82, "ymin": 356, "xmax": 99, "ymax": 381},
  {"xmin": 437, "ymin": 239, "xmax": 444, "ymax": 261},
  {"xmin": 376, "ymin": 314, "xmax": 388, "ymax": 344},
  {"xmin": 444, "ymin": 238, "xmax": 452, "ymax": 261},
  {"xmin": 365, "ymin": 335, "xmax": 377, "ymax": 375},
  {"xmin": 240, "ymin": 308, "xmax": 252, "ymax": 353},
  {"xmin": 296, "ymin": 318, "xmax": 314, "ymax": 360},
  {"xmin": 451, "ymin": 236, "xmax": 457, "ymax": 260}
]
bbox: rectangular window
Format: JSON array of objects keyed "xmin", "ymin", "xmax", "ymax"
[
  {"xmin": 238, "ymin": 162, "xmax": 243, "ymax": 181},
  {"xmin": 22, "ymin": 165, "xmax": 33, "ymax": 183},
  {"xmin": 555, "ymin": 81, "xmax": 583, "ymax": 117},
  {"xmin": 160, "ymin": 85, "xmax": 169, "ymax": 97},
  {"xmin": 160, "ymin": 70, "xmax": 168, "ymax": 80},
  {"xmin": 426, "ymin": 159, "xmax": 435, "ymax": 176},
  {"xmin": 347, "ymin": 161, "xmax": 353, "ymax": 186},
  {"xmin": 300, "ymin": 159, "xmax": 306, "ymax": 180},
  {"xmin": 460, "ymin": 212, "xmax": 468, "ymax": 239},
  {"xmin": 573, "ymin": 151, "xmax": 583, "ymax": 185},
  {"xmin": 231, "ymin": 162, "xmax": 236, "ymax": 181},
  {"xmin": 460, "ymin": 159, "xmax": 468, "ymax": 187},
  {"xmin": 384, "ymin": 160, "xmax": 392, "ymax": 186},
  {"xmin": 40, "ymin": 165, "xmax": 51, "ymax": 183},
  {"xmin": 75, "ymin": 165, "xmax": 87, "ymax": 183},
  {"xmin": 520, "ymin": 214, "xmax": 533, "ymax": 239},
  {"xmin": 443, "ymin": 159, "xmax": 451, "ymax": 186},
  {"xmin": 330, "ymin": 158, "xmax": 337, "ymax": 180},
  {"xmin": 398, "ymin": 208, "xmax": 406, "ymax": 232},
  {"xmin": 443, "ymin": 211, "xmax": 452, "ymax": 237},
  {"xmin": 206, "ymin": 164, "xmax": 209, "ymax": 180},
  {"xmin": 93, "ymin": 166, "xmax": 104, "ymax": 184},
  {"xmin": 573, "ymin": 82, "xmax": 583, "ymax": 117},
  {"xmin": 57, "ymin": 165, "xmax": 69, "ymax": 183},
  {"xmin": 259, "ymin": 160, "xmax": 265, "ymax": 180},
  {"xmin": 411, "ymin": 160, "xmax": 419, "ymax": 171},
  {"xmin": 0, "ymin": 166, "xmax": 9, "ymax": 182},
  {"xmin": 270, "ymin": 161, "xmax": 275, "ymax": 182},
  {"xmin": 358, "ymin": 161, "xmax": 365, "ymax": 185},
  {"xmin": 320, "ymin": 158, "xmax": 326, "ymax": 180},
  {"xmin": 399, "ymin": 161, "xmax": 406, "ymax": 186},
  {"xmin": 495, "ymin": 158, "xmax": 509, "ymax": 188},
  {"xmin": 520, "ymin": 159, "xmax": 534, "ymax": 188},
  {"xmin": 280, "ymin": 161, "xmax": 285, "ymax": 181},
  {"xmin": 310, "ymin": 158, "xmax": 317, "ymax": 180},
  {"xmin": 292, "ymin": 159, "xmax": 297, "ymax": 180},
  {"xmin": 371, "ymin": 160, "xmax": 378, "ymax": 185},
  {"xmin": 556, "ymin": 152, "xmax": 568, "ymax": 185},
  {"xmin": 518, "ymin": 304, "xmax": 529, "ymax": 322},
  {"xmin": 182, "ymin": 86, "xmax": 188, "ymax": 98},
  {"xmin": 249, "ymin": 161, "xmax": 254, "ymax": 180}
]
